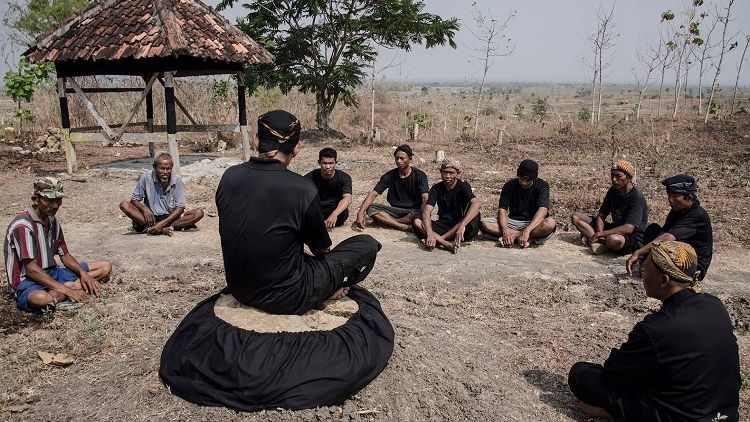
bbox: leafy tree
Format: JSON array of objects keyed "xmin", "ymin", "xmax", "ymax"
[
  {"xmin": 578, "ymin": 106, "xmax": 592, "ymax": 122},
  {"xmin": 4, "ymin": 57, "xmax": 54, "ymax": 119},
  {"xmin": 5, "ymin": 0, "xmax": 88, "ymax": 45},
  {"xmin": 217, "ymin": 0, "xmax": 459, "ymax": 131},
  {"xmin": 531, "ymin": 97, "xmax": 549, "ymax": 121}
]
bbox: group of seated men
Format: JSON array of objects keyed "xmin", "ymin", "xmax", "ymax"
[{"xmin": 1, "ymin": 109, "xmax": 737, "ymax": 421}]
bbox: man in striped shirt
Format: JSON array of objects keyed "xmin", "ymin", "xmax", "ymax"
[{"xmin": 3, "ymin": 177, "xmax": 112, "ymax": 311}]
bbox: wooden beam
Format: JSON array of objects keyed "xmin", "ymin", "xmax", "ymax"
[
  {"xmin": 67, "ymin": 77, "xmax": 116, "ymax": 141},
  {"xmin": 164, "ymin": 72, "xmax": 181, "ymax": 176},
  {"xmin": 237, "ymin": 72, "xmax": 251, "ymax": 161},
  {"xmin": 157, "ymin": 77, "xmax": 198, "ymax": 125},
  {"xmin": 70, "ymin": 132, "xmax": 173, "ymax": 143},
  {"xmin": 115, "ymin": 74, "xmax": 157, "ymax": 141},
  {"xmin": 150, "ymin": 124, "xmax": 239, "ymax": 133},
  {"xmin": 65, "ymin": 87, "xmax": 146, "ymax": 94},
  {"xmin": 70, "ymin": 122, "xmax": 148, "ymax": 133},
  {"xmin": 145, "ymin": 74, "xmax": 155, "ymax": 158},
  {"xmin": 58, "ymin": 78, "xmax": 77, "ymax": 174}
]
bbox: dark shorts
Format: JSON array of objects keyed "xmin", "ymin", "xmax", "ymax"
[
  {"xmin": 414, "ymin": 214, "xmax": 481, "ymax": 241},
  {"xmin": 14, "ymin": 262, "xmax": 89, "ymax": 311},
  {"xmin": 365, "ymin": 203, "xmax": 419, "ymax": 220},
  {"xmin": 322, "ymin": 207, "xmax": 349, "ymax": 227},
  {"xmin": 133, "ymin": 214, "xmax": 170, "ymax": 232},
  {"xmin": 586, "ymin": 216, "xmax": 643, "ymax": 254},
  {"xmin": 304, "ymin": 235, "xmax": 381, "ymax": 311}
]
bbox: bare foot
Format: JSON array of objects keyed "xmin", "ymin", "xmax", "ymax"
[
  {"xmin": 328, "ymin": 287, "xmax": 350, "ymax": 301},
  {"xmin": 577, "ymin": 400, "xmax": 613, "ymax": 418}
]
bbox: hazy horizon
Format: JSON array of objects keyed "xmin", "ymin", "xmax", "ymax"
[{"xmin": 0, "ymin": 0, "xmax": 748, "ymax": 87}]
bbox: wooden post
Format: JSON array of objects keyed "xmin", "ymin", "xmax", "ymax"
[
  {"xmin": 164, "ymin": 72, "xmax": 180, "ymax": 176},
  {"xmin": 57, "ymin": 78, "xmax": 77, "ymax": 174},
  {"xmin": 237, "ymin": 73, "xmax": 251, "ymax": 161},
  {"xmin": 145, "ymin": 74, "xmax": 155, "ymax": 157},
  {"xmin": 115, "ymin": 73, "xmax": 157, "ymax": 141},
  {"xmin": 67, "ymin": 77, "xmax": 116, "ymax": 142}
]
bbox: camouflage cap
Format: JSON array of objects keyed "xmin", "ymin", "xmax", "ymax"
[{"xmin": 33, "ymin": 177, "xmax": 66, "ymax": 199}]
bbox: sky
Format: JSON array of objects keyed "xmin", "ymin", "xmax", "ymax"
[{"xmin": 1, "ymin": 0, "xmax": 748, "ymax": 86}]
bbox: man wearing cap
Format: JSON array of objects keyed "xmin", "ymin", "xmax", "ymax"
[
  {"xmin": 571, "ymin": 160, "xmax": 648, "ymax": 255},
  {"xmin": 119, "ymin": 152, "xmax": 204, "ymax": 236},
  {"xmin": 216, "ymin": 110, "xmax": 381, "ymax": 315},
  {"xmin": 480, "ymin": 159, "xmax": 556, "ymax": 248},
  {"xmin": 626, "ymin": 174, "xmax": 713, "ymax": 279},
  {"xmin": 305, "ymin": 148, "xmax": 353, "ymax": 229},
  {"xmin": 413, "ymin": 158, "xmax": 481, "ymax": 253},
  {"xmin": 355, "ymin": 144, "xmax": 429, "ymax": 232},
  {"xmin": 3, "ymin": 178, "xmax": 112, "ymax": 311},
  {"xmin": 569, "ymin": 241, "xmax": 740, "ymax": 421}
]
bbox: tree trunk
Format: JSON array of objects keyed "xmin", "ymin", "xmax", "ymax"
[
  {"xmin": 731, "ymin": 35, "xmax": 750, "ymax": 114},
  {"xmin": 657, "ymin": 68, "xmax": 666, "ymax": 118},
  {"xmin": 705, "ymin": 0, "xmax": 734, "ymax": 124},
  {"xmin": 370, "ymin": 67, "xmax": 376, "ymax": 140},
  {"xmin": 316, "ymin": 92, "xmax": 331, "ymax": 132},
  {"xmin": 597, "ymin": 52, "xmax": 603, "ymax": 123},
  {"xmin": 591, "ymin": 70, "xmax": 597, "ymax": 125}
]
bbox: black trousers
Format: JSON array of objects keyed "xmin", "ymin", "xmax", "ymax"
[
  {"xmin": 643, "ymin": 223, "xmax": 663, "ymax": 245},
  {"xmin": 304, "ymin": 234, "xmax": 381, "ymax": 310},
  {"xmin": 568, "ymin": 362, "xmax": 664, "ymax": 422},
  {"xmin": 413, "ymin": 214, "xmax": 481, "ymax": 241},
  {"xmin": 322, "ymin": 207, "xmax": 349, "ymax": 227}
]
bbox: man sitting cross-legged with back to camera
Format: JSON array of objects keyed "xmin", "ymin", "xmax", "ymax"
[
  {"xmin": 4, "ymin": 177, "xmax": 112, "ymax": 311},
  {"xmin": 305, "ymin": 147, "xmax": 353, "ymax": 229},
  {"xmin": 216, "ymin": 110, "xmax": 381, "ymax": 315},
  {"xmin": 479, "ymin": 159, "xmax": 556, "ymax": 248},
  {"xmin": 568, "ymin": 241, "xmax": 740, "ymax": 421},
  {"xmin": 119, "ymin": 152, "xmax": 204, "ymax": 236},
  {"xmin": 571, "ymin": 160, "xmax": 648, "ymax": 255},
  {"xmin": 412, "ymin": 157, "xmax": 481, "ymax": 253}
]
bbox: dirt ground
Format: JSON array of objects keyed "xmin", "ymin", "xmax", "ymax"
[{"xmin": 0, "ymin": 115, "xmax": 748, "ymax": 421}]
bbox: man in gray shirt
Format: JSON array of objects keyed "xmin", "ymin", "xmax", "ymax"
[{"xmin": 119, "ymin": 152, "xmax": 204, "ymax": 235}]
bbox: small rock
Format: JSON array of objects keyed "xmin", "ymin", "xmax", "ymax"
[
  {"xmin": 8, "ymin": 404, "xmax": 29, "ymax": 413},
  {"xmin": 114, "ymin": 152, "xmax": 121, "ymax": 157},
  {"xmin": 47, "ymin": 127, "xmax": 61, "ymax": 135}
]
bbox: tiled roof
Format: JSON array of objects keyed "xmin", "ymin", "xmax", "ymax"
[{"xmin": 25, "ymin": 0, "xmax": 274, "ymax": 66}]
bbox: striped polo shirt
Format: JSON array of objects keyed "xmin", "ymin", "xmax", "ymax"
[{"xmin": 3, "ymin": 208, "xmax": 68, "ymax": 291}]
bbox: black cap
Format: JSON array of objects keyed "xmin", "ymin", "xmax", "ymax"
[
  {"xmin": 394, "ymin": 144, "xmax": 414, "ymax": 157},
  {"xmin": 662, "ymin": 174, "xmax": 698, "ymax": 194},
  {"xmin": 517, "ymin": 159, "xmax": 539, "ymax": 180},
  {"xmin": 257, "ymin": 110, "xmax": 301, "ymax": 154}
]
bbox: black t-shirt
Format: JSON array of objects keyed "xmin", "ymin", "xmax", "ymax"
[
  {"xmin": 427, "ymin": 179, "xmax": 476, "ymax": 225},
  {"xmin": 373, "ymin": 167, "xmax": 429, "ymax": 209},
  {"xmin": 662, "ymin": 202, "xmax": 713, "ymax": 277},
  {"xmin": 598, "ymin": 186, "xmax": 648, "ymax": 233},
  {"xmin": 603, "ymin": 290, "xmax": 740, "ymax": 421},
  {"xmin": 216, "ymin": 158, "xmax": 332, "ymax": 314},
  {"xmin": 498, "ymin": 178, "xmax": 550, "ymax": 221},
  {"xmin": 304, "ymin": 169, "xmax": 353, "ymax": 212}
]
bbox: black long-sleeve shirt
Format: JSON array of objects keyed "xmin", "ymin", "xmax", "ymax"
[{"xmin": 603, "ymin": 289, "xmax": 740, "ymax": 422}]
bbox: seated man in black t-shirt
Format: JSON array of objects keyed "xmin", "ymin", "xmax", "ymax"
[
  {"xmin": 412, "ymin": 158, "xmax": 481, "ymax": 253},
  {"xmin": 569, "ymin": 241, "xmax": 740, "ymax": 421},
  {"xmin": 626, "ymin": 174, "xmax": 713, "ymax": 280},
  {"xmin": 216, "ymin": 110, "xmax": 381, "ymax": 315},
  {"xmin": 355, "ymin": 144, "xmax": 429, "ymax": 232},
  {"xmin": 571, "ymin": 160, "xmax": 648, "ymax": 255},
  {"xmin": 480, "ymin": 159, "xmax": 557, "ymax": 248},
  {"xmin": 305, "ymin": 148, "xmax": 353, "ymax": 229}
]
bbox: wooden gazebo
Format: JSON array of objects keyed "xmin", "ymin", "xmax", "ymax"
[{"xmin": 24, "ymin": 0, "xmax": 274, "ymax": 174}]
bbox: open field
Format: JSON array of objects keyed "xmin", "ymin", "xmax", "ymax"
[{"xmin": 0, "ymin": 90, "xmax": 749, "ymax": 420}]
